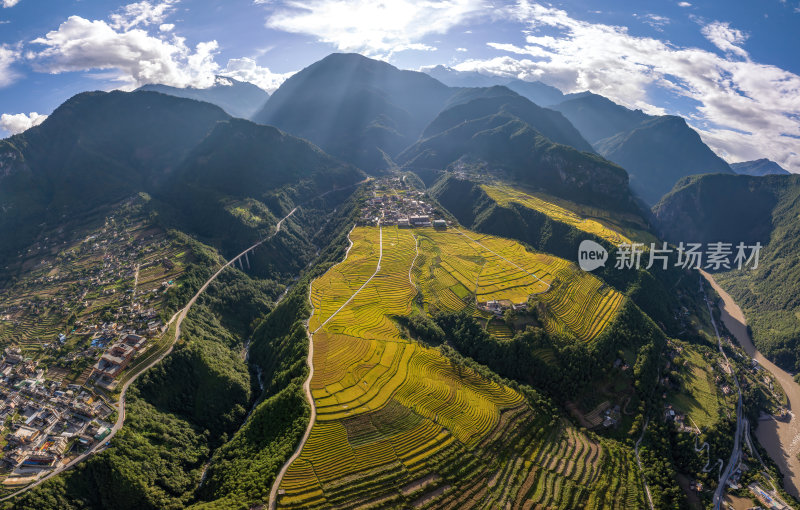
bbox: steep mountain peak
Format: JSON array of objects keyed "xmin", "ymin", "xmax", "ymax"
[
  {"xmin": 731, "ymin": 158, "xmax": 791, "ymax": 176},
  {"xmin": 552, "ymin": 92, "xmax": 650, "ymax": 143},
  {"xmin": 504, "ymin": 79, "xmax": 565, "ymax": 106},
  {"xmin": 420, "ymin": 94, "xmax": 593, "ymax": 152},
  {"xmin": 252, "ymin": 53, "xmax": 453, "ymax": 173}
]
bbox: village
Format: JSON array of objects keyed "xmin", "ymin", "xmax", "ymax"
[
  {"xmin": 0, "ymin": 346, "xmax": 115, "ymax": 485},
  {"xmin": 358, "ymin": 176, "xmax": 449, "ymax": 229},
  {"xmin": 0, "ymin": 201, "xmax": 188, "ymax": 485}
]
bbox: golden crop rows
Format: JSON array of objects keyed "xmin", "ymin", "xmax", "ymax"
[
  {"xmin": 277, "ymin": 225, "xmax": 639, "ymax": 508},
  {"xmin": 482, "ymin": 183, "xmax": 633, "ymax": 245}
]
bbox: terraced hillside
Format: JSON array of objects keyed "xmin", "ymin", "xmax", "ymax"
[
  {"xmin": 275, "ymin": 225, "xmax": 642, "ymax": 508},
  {"xmin": 410, "ymin": 228, "xmax": 624, "ymax": 343},
  {"xmin": 482, "ymin": 183, "xmax": 638, "ymax": 244}
]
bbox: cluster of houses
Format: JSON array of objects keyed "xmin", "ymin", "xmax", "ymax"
[
  {"xmin": 477, "ymin": 299, "xmax": 528, "ymax": 316},
  {"xmin": 749, "ymin": 482, "xmax": 793, "ymax": 509},
  {"xmin": 92, "ymin": 333, "xmax": 149, "ymax": 388},
  {"xmin": 0, "ymin": 211, "xmax": 174, "ymax": 350},
  {"xmin": 0, "ymin": 347, "xmax": 114, "ymax": 483},
  {"xmin": 359, "ymin": 178, "xmax": 449, "ymax": 229}
]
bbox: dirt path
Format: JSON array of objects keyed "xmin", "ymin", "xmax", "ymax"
[
  {"xmin": 703, "ymin": 272, "xmax": 800, "ymax": 498},
  {"xmin": 454, "ymin": 228, "xmax": 551, "ymax": 293}
]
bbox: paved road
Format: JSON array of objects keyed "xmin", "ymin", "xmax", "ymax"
[
  {"xmin": 0, "ymin": 207, "xmax": 299, "ymax": 503},
  {"xmin": 700, "ymin": 273, "xmax": 744, "ymax": 510},
  {"xmin": 269, "ymin": 223, "xmax": 383, "ymax": 510}
]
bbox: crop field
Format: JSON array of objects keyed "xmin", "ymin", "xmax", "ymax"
[
  {"xmin": 670, "ymin": 346, "xmax": 722, "ymax": 429},
  {"xmin": 0, "ymin": 214, "xmax": 190, "ymax": 355},
  {"xmin": 276, "ymin": 225, "xmax": 641, "ymax": 508},
  {"xmin": 536, "ymin": 266, "xmax": 626, "ymax": 342},
  {"xmin": 482, "ymin": 183, "xmax": 644, "ymax": 245}
]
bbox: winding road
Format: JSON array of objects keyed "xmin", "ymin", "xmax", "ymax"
[
  {"xmin": 0, "ymin": 208, "xmax": 302, "ymax": 502},
  {"xmin": 269, "ymin": 223, "xmax": 384, "ymax": 510},
  {"xmin": 704, "ymin": 272, "xmax": 800, "ymax": 500},
  {"xmin": 700, "ymin": 272, "xmax": 744, "ymax": 510}
]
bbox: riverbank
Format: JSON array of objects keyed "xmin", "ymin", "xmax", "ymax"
[{"xmin": 702, "ymin": 271, "xmax": 800, "ymax": 498}]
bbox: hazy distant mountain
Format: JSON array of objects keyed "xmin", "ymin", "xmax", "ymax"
[
  {"xmin": 398, "ymin": 96, "xmax": 634, "ymax": 212},
  {"xmin": 595, "ymin": 115, "xmax": 732, "ymax": 205},
  {"xmin": 420, "ymin": 94, "xmax": 593, "ymax": 152},
  {"xmin": 138, "ymin": 76, "xmax": 269, "ymax": 119},
  {"xmin": 423, "ymin": 64, "xmax": 506, "ymax": 88},
  {"xmin": 552, "ymin": 93, "xmax": 649, "ymax": 144},
  {"xmin": 503, "ymin": 79, "xmax": 565, "ymax": 107},
  {"xmin": 253, "ymin": 53, "xmax": 453, "ymax": 173},
  {"xmin": 424, "ymin": 66, "xmax": 566, "ymax": 106},
  {"xmin": 552, "ymin": 92, "xmax": 732, "ymax": 205},
  {"xmin": 731, "ymin": 158, "xmax": 790, "ymax": 176}
]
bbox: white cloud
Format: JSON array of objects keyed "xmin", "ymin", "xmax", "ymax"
[
  {"xmin": 452, "ymin": 1, "xmax": 800, "ymax": 172},
  {"xmin": 636, "ymin": 13, "xmax": 670, "ymax": 32},
  {"xmin": 263, "ymin": 0, "xmax": 487, "ymax": 57},
  {"xmin": 29, "ymin": 15, "xmax": 220, "ymax": 89},
  {"xmin": 678, "ymin": 1, "xmax": 691, "ymax": 7},
  {"xmin": 2, "ymin": 0, "xmax": 21, "ymax": 7},
  {"xmin": 456, "ymin": 47, "xmax": 468, "ymax": 52},
  {"xmin": 109, "ymin": 0, "xmax": 177, "ymax": 31},
  {"xmin": 0, "ymin": 112, "xmax": 47, "ymax": 134},
  {"xmin": 219, "ymin": 57, "xmax": 293, "ymax": 92},
  {"xmin": 701, "ymin": 21, "xmax": 748, "ymax": 58},
  {"xmin": 0, "ymin": 44, "xmax": 19, "ymax": 87},
  {"xmin": 159, "ymin": 23, "xmax": 174, "ymax": 32}
]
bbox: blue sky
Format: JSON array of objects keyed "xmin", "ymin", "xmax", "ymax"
[{"xmin": 1, "ymin": 0, "xmax": 798, "ymax": 171}]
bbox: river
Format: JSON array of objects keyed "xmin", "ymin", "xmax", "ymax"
[{"xmin": 703, "ymin": 272, "xmax": 800, "ymax": 498}]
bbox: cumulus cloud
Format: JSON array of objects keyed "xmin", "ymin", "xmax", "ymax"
[
  {"xmin": 29, "ymin": 15, "xmax": 220, "ymax": 89},
  {"xmin": 219, "ymin": 57, "xmax": 293, "ymax": 92},
  {"xmin": 456, "ymin": 47, "xmax": 468, "ymax": 52},
  {"xmin": 0, "ymin": 112, "xmax": 47, "ymax": 135},
  {"xmin": 701, "ymin": 21, "xmax": 748, "ymax": 58},
  {"xmin": 263, "ymin": 0, "xmax": 486, "ymax": 57},
  {"xmin": 452, "ymin": 1, "xmax": 800, "ymax": 172},
  {"xmin": 2, "ymin": 0, "xmax": 21, "ymax": 7},
  {"xmin": 159, "ymin": 23, "xmax": 174, "ymax": 32},
  {"xmin": 678, "ymin": 2, "xmax": 691, "ymax": 7}
]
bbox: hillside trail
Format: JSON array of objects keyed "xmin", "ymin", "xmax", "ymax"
[{"xmin": 269, "ymin": 223, "xmax": 383, "ymax": 510}]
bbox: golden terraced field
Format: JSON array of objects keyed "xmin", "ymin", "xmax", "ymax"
[
  {"xmin": 482, "ymin": 183, "xmax": 635, "ymax": 245},
  {"xmin": 276, "ymin": 226, "xmax": 639, "ymax": 508}
]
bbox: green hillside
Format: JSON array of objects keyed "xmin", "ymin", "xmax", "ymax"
[{"xmin": 654, "ymin": 172, "xmax": 800, "ymax": 371}]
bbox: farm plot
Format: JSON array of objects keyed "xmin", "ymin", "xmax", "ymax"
[
  {"xmin": 482, "ymin": 183, "xmax": 634, "ymax": 245},
  {"xmin": 536, "ymin": 267, "xmax": 626, "ymax": 342},
  {"xmin": 276, "ymin": 225, "xmax": 642, "ymax": 508}
]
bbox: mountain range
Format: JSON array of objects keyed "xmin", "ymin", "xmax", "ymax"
[
  {"xmin": 1, "ymin": 51, "xmax": 796, "ymax": 510},
  {"xmin": 138, "ymin": 76, "xmax": 270, "ymax": 119},
  {"xmin": 0, "ymin": 89, "xmax": 363, "ymax": 270},
  {"xmin": 425, "ymin": 66, "xmax": 739, "ymax": 205}
]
